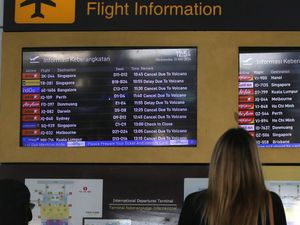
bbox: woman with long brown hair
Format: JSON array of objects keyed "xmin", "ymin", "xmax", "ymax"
[{"xmin": 178, "ymin": 128, "xmax": 286, "ymax": 225}]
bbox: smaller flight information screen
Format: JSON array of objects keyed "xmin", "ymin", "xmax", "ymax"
[
  {"xmin": 20, "ymin": 48, "xmax": 197, "ymax": 147},
  {"xmin": 239, "ymin": 48, "xmax": 300, "ymax": 147}
]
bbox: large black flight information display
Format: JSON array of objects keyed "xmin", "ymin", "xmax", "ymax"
[
  {"xmin": 21, "ymin": 48, "xmax": 197, "ymax": 147},
  {"xmin": 239, "ymin": 48, "xmax": 300, "ymax": 147}
]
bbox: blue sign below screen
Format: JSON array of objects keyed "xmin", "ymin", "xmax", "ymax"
[{"xmin": 22, "ymin": 139, "xmax": 197, "ymax": 147}]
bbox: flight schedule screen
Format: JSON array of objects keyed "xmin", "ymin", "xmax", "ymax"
[
  {"xmin": 21, "ymin": 48, "xmax": 197, "ymax": 147},
  {"xmin": 239, "ymin": 49, "xmax": 300, "ymax": 147}
]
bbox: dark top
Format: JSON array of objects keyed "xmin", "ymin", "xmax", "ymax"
[{"xmin": 178, "ymin": 190, "xmax": 287, "ymax": 225}]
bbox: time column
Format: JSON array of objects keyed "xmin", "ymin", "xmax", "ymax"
[{"xmin": 111, "ymin": 68, "xmax": 129, "ymax": 142}]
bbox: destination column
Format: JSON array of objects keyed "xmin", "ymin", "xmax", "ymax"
[{"xmin": 269, "ymin": 70, "xmax": 297, "ymax": 146}]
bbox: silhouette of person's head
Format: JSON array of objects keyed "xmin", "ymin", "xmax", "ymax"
[{"xmin": 0, "ymin": 179, "xmax": 33, "ymax": 225}]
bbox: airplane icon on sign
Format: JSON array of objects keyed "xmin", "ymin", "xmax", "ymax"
[{"xmin": 20, "ymin": 0, "xmax": 56, "ymax": 18}]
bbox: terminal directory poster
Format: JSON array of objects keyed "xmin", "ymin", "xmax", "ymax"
[
  {"xmin": 26, "ymin": 179, "xmax": 103, "ymax": 225},
  {"xmin": 20, "ymin": 48, "xmax": 197, "ymax": 147},
  {"xmin": 239, "ymin": 49, "xmax": 300, "ymax": 147}
]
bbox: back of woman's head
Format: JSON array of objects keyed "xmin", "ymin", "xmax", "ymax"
[
  {"xmin": 209, "ymin": 128, "xmax": 265, "ymax": 195},
  {"xmin": 0, "ymin": 179, "xmax": 32, "ymax": 225},
  {"xmin": 204, "ymin": 128, "xmax": 268, "ymax": 225}
]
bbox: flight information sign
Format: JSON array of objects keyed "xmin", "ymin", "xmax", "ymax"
[
  {"xmin": 20, "ymin": 48, "xmax": 197, "ymax": 147},
  {"xmin": 239, "ymin": 48, "xmax": 300, "ymax": 147}
]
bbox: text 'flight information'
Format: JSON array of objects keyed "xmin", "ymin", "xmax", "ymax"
[
  {"xmin": 21, "ymin": 48, "xmax": 197, "ymax": 147},
  {"xmin": 239, "ymin": 49, "xmax": 300, "ymax": 147}
]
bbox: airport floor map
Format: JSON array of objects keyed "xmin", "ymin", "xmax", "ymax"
[{"xmin": 26, "ymin": 179, "xmax": 103, "ymax": 225}]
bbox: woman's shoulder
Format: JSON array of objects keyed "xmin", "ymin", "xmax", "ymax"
[
  {"xmin": 185, "ymin": 189, "xmax": 208, "ymax": 205},
  {"xmin": 269, "ymin": 191, "xmax": 287, "ymax": 225},
  {"xmin": 269, "ymin": 191, "xmax": 284, "ymax": 205}
]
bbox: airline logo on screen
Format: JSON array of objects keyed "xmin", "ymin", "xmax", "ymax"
[{"xmin": 15, "ymin": 0, "xmax": 75, "ymax": 24}]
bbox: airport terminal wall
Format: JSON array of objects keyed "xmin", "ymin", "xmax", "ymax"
[{"xmin": 1, "ymin": 32, "xmax": 300, "ymax": 163}]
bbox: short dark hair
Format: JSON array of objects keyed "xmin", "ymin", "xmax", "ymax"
[{"xmin": 0, "ymin": 179, "xmax": 32, "ymax": 225}]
